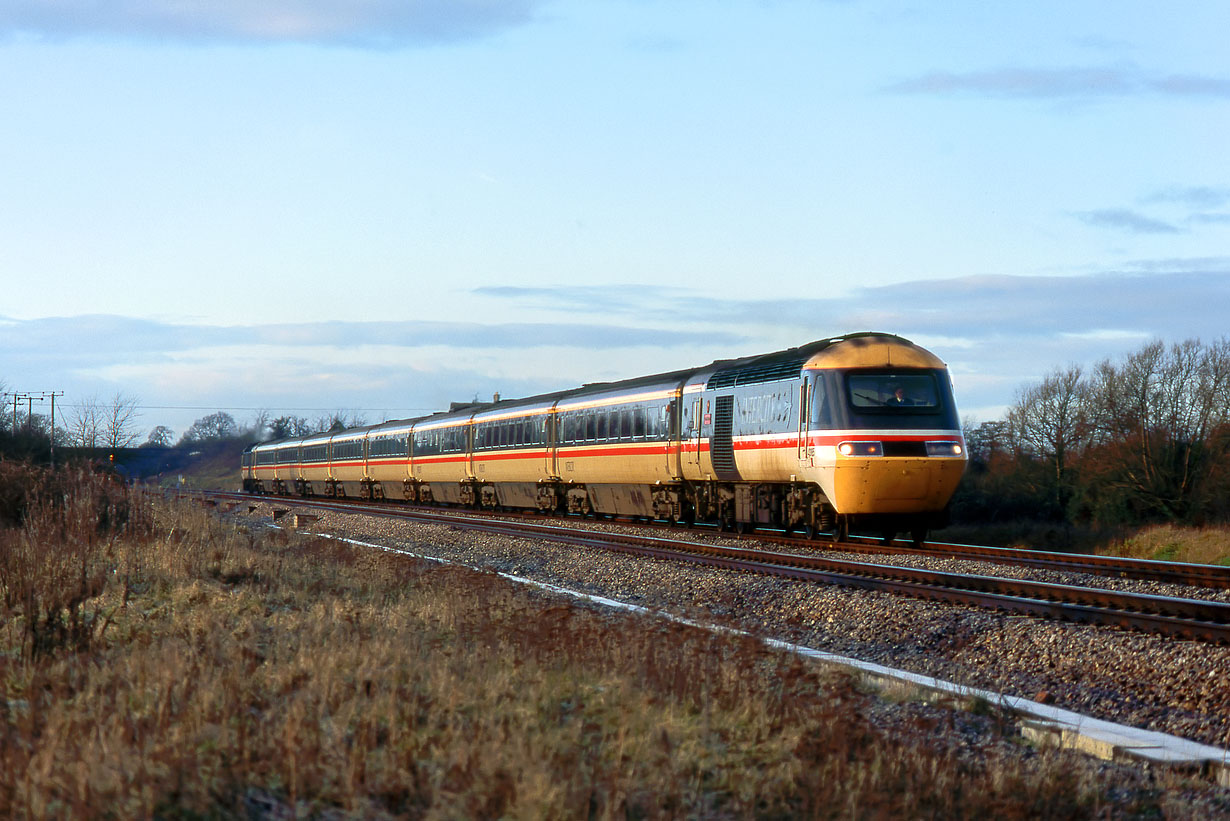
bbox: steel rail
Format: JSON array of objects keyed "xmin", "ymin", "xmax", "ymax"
[
  {"xmin": 204, "ymin": 487, "xmax": 1230, "ymax": 590},
  {"xmin": 837, "ymin": 534, "xmax": 1230, "ymax": 590},
  {"xmin": 210, "ymin": 488, "xmax": 1230, "ymax": 590},
  {"xmin": 201, "ymin": 491, "xmax": 1230, "ymax": 644}
]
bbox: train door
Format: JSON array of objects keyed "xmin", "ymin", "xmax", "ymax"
[
  {"xmin": 545, "ymin": 410, "xmax": 558, "ymax": 477},
  {"xmin": 796, "ymin": 378, "xmax": 814, "ymax": 468},
  {"xmin": 665, "ymin": 397, "xmax": 681, "ymax": 478},
  {"xmin": 465, "ymin": 423, "xmax": 476, "ymax": 480},
  {"xmin": 363, "ymin": 433, "xmax": 371, "ymax": 482},
  {"xmin": 681, "ymin": 394, "xmax": 702, "ymax": 476}
]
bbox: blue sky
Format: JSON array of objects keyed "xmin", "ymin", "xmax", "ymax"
[{"xmin": 1, "ymin": 0, "xmax": 1227, "ymax": 439}]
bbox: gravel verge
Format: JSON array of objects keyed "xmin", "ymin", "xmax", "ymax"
[{"xmin": 232, "ymin": 502, "xmax": 1230, "ymax": 758}]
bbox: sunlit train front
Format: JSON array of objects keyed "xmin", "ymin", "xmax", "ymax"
[
  {"xmin": 242, "ymin": 332, "xmax": 967, "ymax": 543},
  {"xmin": 676, "ymin": 333, "xmax": 966, "ymax": 541}
]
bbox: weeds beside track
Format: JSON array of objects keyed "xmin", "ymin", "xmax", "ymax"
[{"xmin": 1, "ymin": 466, "xmax": 1224, "ymax": 818}]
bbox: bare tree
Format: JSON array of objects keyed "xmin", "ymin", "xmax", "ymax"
[
  {"xmin": 1084, "ymin": 338, "xmax": 1230, "ymax": 521},
  {"xmin": 312, "ymin": 411, "xmax": 365, "ymax": 433},
  {"xmin": 1007, "ymin": 364, "xmax": 1088, "ymax": 515},
  {"xmin": 66, "ymin": 396, "xmax": 102, "ymax": 448},
  {"xmin": 102, "ymin": 392, "xmax": 141, "ymax": 449},
  {"xmin": 962, "ymin": 417, "xmax": 1010, "ymax": 469},
  {"xmin": 244, "ymin": 409, "xmax": 272, "ymax": 441},
  {"xmin": 179, "ymin": 411, "xmax": 238, "ymax": 445},
  {"xmin": 144, "ymin": 425, "xmax": 174, "ymax": 448},
  {"xmin": 269, "ymin": 415, "xmax": 312, "ymax": 440}
]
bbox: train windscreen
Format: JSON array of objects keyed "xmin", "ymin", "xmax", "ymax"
[{"xmin": 847, "ymin": 373, "xmax": 940, "ymax": 410}]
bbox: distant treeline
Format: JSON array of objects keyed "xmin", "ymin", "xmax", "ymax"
[
  {"xmin": 9, "ymin": 338, "xmax": 1229, "ymax": 528},
  {"xmin": 953, "ymin": 337, "xmax": 1230, "ymax": 528}
]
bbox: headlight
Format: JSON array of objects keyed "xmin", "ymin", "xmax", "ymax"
[
  {"xmin": 838, "ymin": 441, "xmax": 882, "ymax": 456},
  {"xmin": 925, "ymin": 441, "xmax": 965, "ymax": 457}
]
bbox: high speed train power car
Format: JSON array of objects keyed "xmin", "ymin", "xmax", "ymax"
[{"xmin": 242, "ymin": 333, "xmax": 967, "ymax": 542}]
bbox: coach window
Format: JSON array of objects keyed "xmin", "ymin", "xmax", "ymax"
[{"xmin": 811, "ymin": 379, "xmax": 833, "ymax": 428}]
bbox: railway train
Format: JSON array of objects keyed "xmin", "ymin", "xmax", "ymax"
[{"xmin": 242, "ymin": 332, "xmax": 967, "ymax": 543}]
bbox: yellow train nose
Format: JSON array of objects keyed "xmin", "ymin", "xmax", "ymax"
[{"xmin": 831, "ymin": 458, "xmax": 966, "ymax": 514}]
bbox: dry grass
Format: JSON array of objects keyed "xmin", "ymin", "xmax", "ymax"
[
  {"xmin": 1, "ymin": 467, "xmax": 1220, "ymax": 818},
  {"xmin": 1099, "ymin": 524, "xmax": 1230, "ymax": 566},
  {"xmin": 936, "ymin": 519, "xmax": 1230, "ymax": 566}
]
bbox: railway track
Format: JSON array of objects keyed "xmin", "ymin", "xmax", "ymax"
[
  {"xmin": 832, "ymin": 534, "xmax": 1230, "ymax": 590},
  {"xmin": 198, "ymin": 491, "xmax": 1230, "ymax": 644}
]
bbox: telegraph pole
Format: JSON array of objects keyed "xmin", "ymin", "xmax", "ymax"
[
  {"xmin": 46, "ymin": 391, "xmax": 64, "ymax": 467},
  {"xmin": 2, "ymin": 391, "xmax": 63, "ymax": 465}
]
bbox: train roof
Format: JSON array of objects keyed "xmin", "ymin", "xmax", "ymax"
[{"xmin": 244, "ymin": 332, "xmax": 929, "ymax": 446}]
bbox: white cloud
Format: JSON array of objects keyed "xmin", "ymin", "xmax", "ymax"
[
  {"xmin": 1073, "ymin": 209, "xmax": 1181, "ymax": 234},
  {"xmin": 5, "ymin": 261, "xmax": 1227, "ymax": 436},
  {"xmin": 886, "ymin": 65, "xmax": 1230, "ymax": 100},
  {"xmin": 0, "ymin": 0, "xmax": 544, "ymax": 46}
]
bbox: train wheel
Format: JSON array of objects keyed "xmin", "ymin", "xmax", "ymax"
[
  {"xmin": 829, "ymin": 517, "xmax": 849, "ymax": 543},
  {"xmin": 881, "ymin": 530, "xmax": 898, "ymax": 545},
  {"xmin": 911, "ymin": 528, "xmax": 928, "ymax": 547}
]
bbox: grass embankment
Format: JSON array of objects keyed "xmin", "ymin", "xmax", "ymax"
[
  {"xmin": 1102, "ymin": 525, "xmax": 1230, "ymax": 566},
  {"xmin": 1, "ymin": 465, "xmax": 1217, "ymax": 818},
  {"xmin": 936, "ymin": 520, "xmax": 1230, "ymax": 566}
]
